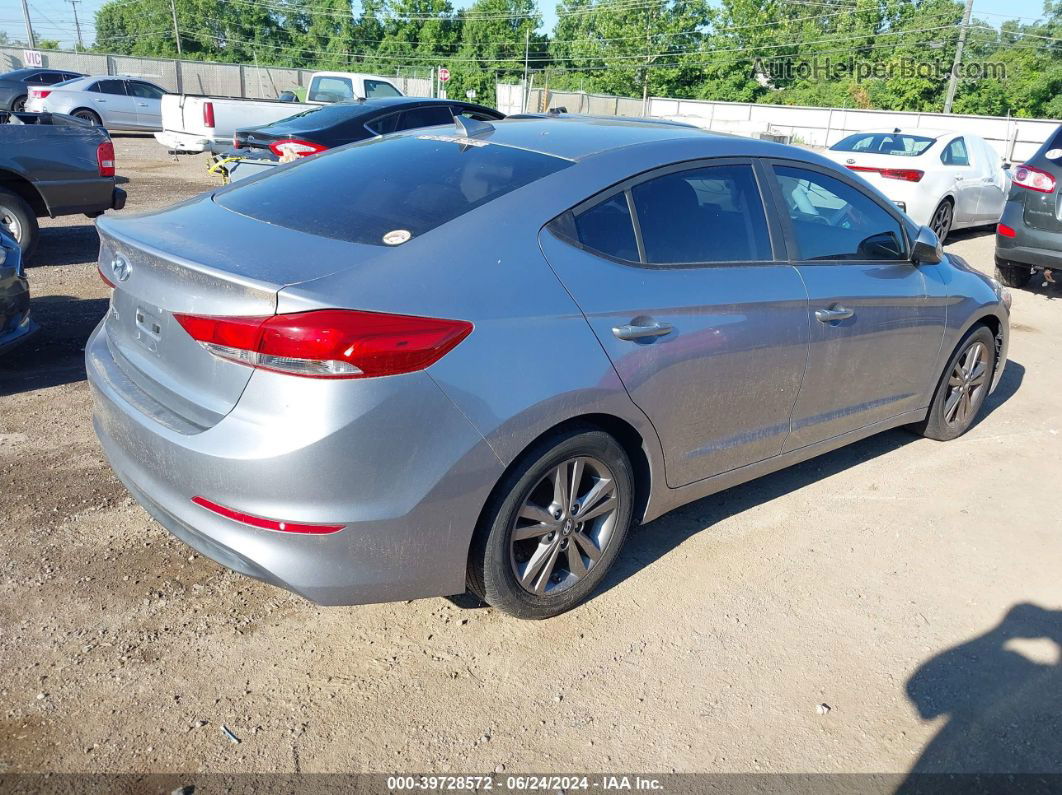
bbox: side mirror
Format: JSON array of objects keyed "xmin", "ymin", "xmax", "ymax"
[
  {"xmin": 277, "ymin": 90, "xmax": 297, "ymax": 102},
  {"xmin": 1002, "ymin": 162, "xmax": 1012, "ymax": 171},
  {"xmin": 912, "ymin": 225, "xmax": 943, "ymax": 264}
]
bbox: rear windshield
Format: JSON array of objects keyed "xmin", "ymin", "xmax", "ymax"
[
  {"xmin": 258, "ymin": 102, "xmax": 366, "ymax": 133},
  {"xmin": 831, "ymin": 133, "xmax": 936, "ymax": 157},
  {"xmin": 215, "ymin": 134, "xmax": 571, "ymax": 245}
]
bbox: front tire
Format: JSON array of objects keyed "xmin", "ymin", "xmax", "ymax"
[
  {"xmin": 995, "ymin": 261, "xmax": 1032, "ymax": 288},
  {"xmin": 0, "ymin": 187, "xmax": 39, "ymax": 258},
  {"xmin": 468, "ymin": 426, "xmax": 634, "ymax": 619},
  {"xmin": 930, "ymin": 199, "xmax": 954, "ymax": 243},
  {"xmin": 912, "ymin": 325, "xmax": 996, "ymax": 441}
]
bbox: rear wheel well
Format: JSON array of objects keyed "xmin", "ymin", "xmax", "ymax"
[
  {"xmin": 0, "ymin": 170, "xmax": 47, "ymax": 217},
  {"xmin": 71, "ymin": 107, "xmax": 101, "ymax": 124},
  {"xmin": 474, "ymin": 414, "xmax": 653, "ymax": 542}
]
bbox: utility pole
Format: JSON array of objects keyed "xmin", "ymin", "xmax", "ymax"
[
  {"xmin": 169, "ymin": 0, "xmax": 183, "ymax": 57},
  {"xmin": 522, "ymin": 27, "xmax": 530, "ymax": 113},
  {"xmin": 943, "ymin": 0, "xmax": 974, "ymax": 113},
  {"xmin": 20, "ymin": 0, "xmax": 36, "ymax": 49},
  {"xmin": 67, "ymin": 0, "xmax": 84, "ymax": 51}
]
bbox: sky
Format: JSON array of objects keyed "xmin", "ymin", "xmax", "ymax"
[{"xmin": 1, "ymin": 0, "xmax": 1053, "ymax": 54}]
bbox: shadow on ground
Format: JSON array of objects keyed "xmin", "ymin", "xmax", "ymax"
[
  {"xmin": 29, "ymin": 223, "xmax": 100, "ymax": 268},
  {"xmin": 899, "ymin": 603, "xmax": 1062, "ymax": 783},
  {"xmin": 595, "ymin": 358, "xmax": 1024, "ymax": 600},
  {"xmin": 0, "ymin": 295, "xmax": 108, "ymax": 395}
]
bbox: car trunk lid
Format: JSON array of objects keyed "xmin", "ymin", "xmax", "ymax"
[{"xmin": 96, "ymin": 196, "xmax": 381, "ymax": 429}]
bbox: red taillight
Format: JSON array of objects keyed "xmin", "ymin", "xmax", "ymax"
[
  {"xmin": 173, "ymin": 309, "xmax": 473, "ymax": 379},
  {"xmin": 192, "ymin": 496, "xmax": 344, "ymax": 534},
  {"xmin": 30, "ymin": 88, "xmax": 51, "ymax": 99},
  {"xmin": 997, "ymin": 223, "xmax": 1017, "ymax": 238},
  {"xmin": 203, "ymin": 101, "xmax": 215, "ymax": 128},
  {"xmin": 268, "ymin": 139, "xmax": 328, "ymax": 158},
  {"xmin": 1012, "ymin": 164, "xmax": 1056, "ymax": 193},
  {"xmin": 232, "ymin": 132, "xmax": 241, "ymax": 150},
  {"xmin": 846, "ymin": 165, "xmax": 924, "ymax": 182},
  {"xmin": 96, "ymin": 140, "xmax": 115, "ymax": 177},
  {"xmin": 97, "ymin": 262, "xmax": 115, "ymax": 288}
]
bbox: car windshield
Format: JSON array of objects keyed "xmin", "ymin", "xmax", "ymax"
[
  {"xmin": 216, "ymin": 134, "xmax": 571, "ymax": 246},
  {"xmin": 830, "ymin": 133, "xmax": 936, "ymax": 157},
  {"xmin": 52, "ymin": 77, "xmax": 81, "ymax": 88}
]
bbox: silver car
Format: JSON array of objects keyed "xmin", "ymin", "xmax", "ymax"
[
  {"xmin": 87, "ymin": 116, "xmax": 1011, "ymax": 619},
  {"xmin": 26, "ymin": 75, "xmax": 165, "ymax": 130}
]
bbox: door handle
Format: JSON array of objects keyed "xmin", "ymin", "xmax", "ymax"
[
  {"xmin": 815, "ymin": 306, "xmax": 854, "ymax": 323},
  {"xmin": 612, "ymin": 320, "xmax": 673, "ymax": 340}
]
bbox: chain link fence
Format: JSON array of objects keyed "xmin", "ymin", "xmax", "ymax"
[{"xmin": 1, "ymin": 46, "xmax": 432, "ymax": 99}]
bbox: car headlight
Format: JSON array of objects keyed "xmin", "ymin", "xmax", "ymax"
[{"xmin": 988, "ymin": 276, "xmax": 1012, "ymax": 310}]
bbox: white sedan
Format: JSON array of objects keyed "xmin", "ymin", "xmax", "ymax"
[{"xmin": 822, "ymin": 128, "xmax": 1009, "ymax": 241}]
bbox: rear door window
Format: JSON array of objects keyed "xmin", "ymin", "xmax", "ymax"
[
  {"xmin": 216, "ymin": 135, "xmax": 571, "ymax": 246},
  {"xmin": 308, "ymin": 76, "xmax": 354, "ymax": 102},
  {"xmin": 631, "ymin": 164, "xmax": 772, "ymax": 264},
  {"xmin": 941, "ymin": 138, "xmax": 971, "ymax": 166},
  {"xmin": 773, "ymin": 165, "xmax": 907, "ymax": 261},
  {"xmin": 92, "ymin": 79, "xmax": 128, "ymax": 95}
]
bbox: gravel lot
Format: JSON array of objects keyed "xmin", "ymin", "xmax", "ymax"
[{"xmin": 1, "ymin": 134, "xmax": 1060, "ymax": 778}]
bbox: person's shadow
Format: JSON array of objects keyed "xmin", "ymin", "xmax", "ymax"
[{"xmin": 901, "ymin": 603, "xmax": 1062, "ymax": 789}]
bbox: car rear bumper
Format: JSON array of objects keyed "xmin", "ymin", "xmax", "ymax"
[
  {"xmin": 154, "ymin": 130, "xmax": 219, "ymax": 153},
  {"xmin": 995, "ymin": 200, "xmax": 1062, "ymax": 269},
  {"xmin": 86, "ymin": 319, "xmax": 503, "ymax": 606}
]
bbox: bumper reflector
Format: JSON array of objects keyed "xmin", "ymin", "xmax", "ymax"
[
  {"xmin": 192, "ymin": 496, "xmax": 344, "ymax": 534},
  {"xmin": 997, "ymin": 223, "xmax": 1017, "ymax": 238}
]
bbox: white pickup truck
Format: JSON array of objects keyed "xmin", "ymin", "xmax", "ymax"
[{"xmin": 154, "ymin": 71, "xmax": 405, "ymax": 154}]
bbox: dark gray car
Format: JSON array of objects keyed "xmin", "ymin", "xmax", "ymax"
[
  {"xmin": 87, "ymin": 116, "xmax": 1011, "ymax": 619},
  {"xmin": 0, "ymin": 231, "xmax": 36, "ymax": 356},
  {"xmin": 0, "ymin": 68, "xmax": 84, "ymax": 111},
  {"xmin": 995, "ymin": 124, "xmax": 1062, "ymax": 288},
  {"xmin": 0, "ymin": 110, "xmax": 126, "ymax": 256}
]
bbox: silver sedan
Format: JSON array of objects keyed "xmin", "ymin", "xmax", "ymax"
[
  {"xmin": 26, "ymin": 75, "xmax": 165, "ymax": 130},
  {"xmin": 87, "ymin": 115, "xmax": 1011, "ymax": 619}
]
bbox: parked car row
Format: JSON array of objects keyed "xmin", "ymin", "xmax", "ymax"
[
  {"xmin": 824, "ymin": 127, "xmax": 1010, "ymax": 241},
  {"xmin": 84, "ymin": 112, "xmax": 1013, "ymax": 619},
  {"xmin": 155, "ymin": 71, "xmax": 405, "ymax": 153}
]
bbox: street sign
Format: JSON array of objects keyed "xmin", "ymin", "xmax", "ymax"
[
  {"xmin": 438, "ymin": 67, "xmax": 451, "ymax": 83},
  {"xmin": 23, "ymin": 50, "xmax": 43, "ymax": 67}
]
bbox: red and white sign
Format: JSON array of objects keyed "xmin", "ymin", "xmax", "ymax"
[
  {"xmin": 23, "ymin": 50, "xmax": 43, "ymax": 67},
  {"xmin": 438, "ymin": 67, "xmax": 451, "ymax": 83}
]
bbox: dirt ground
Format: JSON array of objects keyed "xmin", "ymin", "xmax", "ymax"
[{"xmin": 1, "ymin": 134, "xmax": 1060, "ymax": 778}]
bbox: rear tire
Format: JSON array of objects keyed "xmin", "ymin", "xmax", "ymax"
[
  {"xmin": 72, "ymin": 108, "xmax": 101, "ymax": 125},
  {"xmin": 995, "ymin": 261, "xmax": 1033, "ymax": 288},
  {"xmin": 11, "ymin": 95, "xmax": 26, "ymax": 112},
  {"xmin": 930, "ymin": 199, "xmax": 954, "ymax": 243},
  {"xmin": 0, "ymin": 187, "xmax": 38, "ymax": 259},
  {"xmin": 911, "ymin": 325, "xmax": 996, "ymax": 441},
  {"xmin": 468, "ymin": 425, "xmax": 634, "ymax": 619}
]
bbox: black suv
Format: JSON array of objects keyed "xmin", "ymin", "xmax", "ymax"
[{"xmin": 995, "ymin": 124, "xmax": 1062, "ymax": 288}]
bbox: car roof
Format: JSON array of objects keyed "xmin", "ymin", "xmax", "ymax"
[
  {"xmin": 334, "ymin": 96, "xmax": 488, "ymax": 112},
  {"xmin": 423, "ymin": 115, "xmax": 724, "ymax": 161},
  {"xmin": 843, "ymin": 128, "xmax": 959, "ymax": 140}
]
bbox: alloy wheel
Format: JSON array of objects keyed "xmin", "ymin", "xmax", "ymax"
[
  {"xmin": 931, "ymin": 202, "xmax": 952, "ymax": 241},
  {"xmin": 943, "ymin": 341, "xmax": 989, "ymax": 427},
  {"xmin": 509, "ymin": 456, "xmax": 619, "ymax": 596},
  {"xmin": 0, "ymin": 205, "xmax": 23, "ymax": 244}
]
